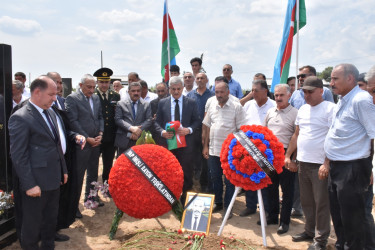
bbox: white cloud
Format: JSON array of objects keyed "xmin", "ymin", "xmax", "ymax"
[
  {"xmin": 75, "ymin": 26, "xmax": 137, "ymax": 43},
  {"xmin": 99, "ymin": 9, "xmax": 157, "ymax": 24},
  {"xmin": 0, "ymin": 16, "xmax": 42, "ymax": 35},
  {"xmin": 136, "ymin": 28, "xmax": 159, "ymax": 39}
]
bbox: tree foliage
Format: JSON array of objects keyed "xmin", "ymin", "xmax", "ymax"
[{"xmin": 317, "ymin": 66, "xmax": 333, "ymax": 81}]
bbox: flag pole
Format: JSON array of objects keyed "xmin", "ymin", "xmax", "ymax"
[
  {"xmin": 166, "ymin": 0, "xmax": 171, "ymax": 81},
  {"xmin": 295, "ymin": 0, "xmax": 300, "ymax": 90}
]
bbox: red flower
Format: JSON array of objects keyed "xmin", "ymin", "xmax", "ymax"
[
  {"xmin": 220, "ymin": 125, "xmax": 284, "ymax": 191},
  {"xmin": 108, "ymin": 144, "xmax": 184, "ymax": 218},
  {"xmin": 177, "ymin": 229, "xmax": 183, "ymax": 234}
]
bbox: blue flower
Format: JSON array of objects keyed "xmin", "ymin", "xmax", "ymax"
[
  {"xmin": 245, "ymin": 131, "xmax": 253, "ymax": 137},
  {"xmin": 258, "ymin": 171, "xmax": 266, "ymax": 179},
  {"xmin": 250, "ymin": 173, "xmax": 261, "ymax": 184}
]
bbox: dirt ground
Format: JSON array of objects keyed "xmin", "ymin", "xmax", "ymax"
[{"xmin": 5, "ymin": 163, "xmax": 375, "ymax": 250}]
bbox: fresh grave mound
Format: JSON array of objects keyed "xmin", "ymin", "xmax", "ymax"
[{"xmin": 108, "ymin": 144, "xmax": 184, "ymax": 219}]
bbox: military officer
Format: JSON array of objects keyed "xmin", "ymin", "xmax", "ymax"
[{"xmin": 94, "ymin": 68, "xmax": 120, "ymax": 190}]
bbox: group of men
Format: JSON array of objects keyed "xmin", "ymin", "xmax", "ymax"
[{"xmin": 8, "ymin": 59, "xmax": 375, "ymax": 250}]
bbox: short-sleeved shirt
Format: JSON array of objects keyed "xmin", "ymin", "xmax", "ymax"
[
  {"xmin": 187, "ymin": 88, "xmax": 214, "ymax": 122},
  {"xmin": 265, "ymin": 104, "xmax": 298, "ymax": 148},
  {"xmin": 296, "ymin": 101, "xmax": 335, "ymax": 164},
  {"xmin": 203, "ymin": 97, "xmax": 247, "ymax": 157},
  {"xmin": 324, "ymin": 86, "xmax": 375, "ymax": 161},
  {"xmin": 290, "ymin": 87, "xmax": 334, "ymax": 109},
  {"xmin": 212, "ymin": 78, "xmax": 243, "ymax": 99},
  {"xmin": 244, "ymin": 98, "xmax": 276, "ymax": 125}
]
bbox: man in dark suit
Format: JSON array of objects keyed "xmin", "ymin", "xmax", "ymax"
[
  {"xmin": 65, "ymin": 74, "xmax": 104, "ymax": 217},
  {"xmin": 93, "ymin": 68, "xmax": 120, "ymax": 185},
  {"xmin": 47, "ymin": 72, "xmax": 65, "ymax": 110},
  {"xmin": 8, "ymin": 76, "xmax": 83, "ymax": 249},
  {"xmin": 115, "ymin": 81, "xmax": 152, "ymax": 154},
  {"xmin": 183, "ymin": 198, "xmax": 209, "ymax": 232},
  {"xmin": 154, "ymin": 76, "xmax": 200, "ymax": 203}
]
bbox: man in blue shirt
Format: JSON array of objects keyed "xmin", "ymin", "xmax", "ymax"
[
  {"xmin": 290, "ymin": 65, "xmax": 334, "ymax": 109},
  {"xmin": 324, "ymin": 64, "xmax": 375, "ymax": 250},
  {"xmin": 212, "ymin": 64, "xmax": 243, "ymax": 99},
  {"xmin": 187, "ymin": 73, "xmax": 214, "ymax": 192}
]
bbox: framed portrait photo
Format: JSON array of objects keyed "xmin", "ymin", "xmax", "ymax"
[{"xmin": 180, "ymin": 192, "xmax": 215, "ymax": 235}]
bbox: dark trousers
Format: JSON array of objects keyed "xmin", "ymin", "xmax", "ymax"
[
  {"xmin": 267, "ymin": 166, "xmax": 296, "ymax": 224},
  {"xmin": 21, "ymin": 188, "xmax": 59, "ymax": 250},
  {"xmin": 329, "ymin": 157, "xmax": 375, "ymax": 250},
  {"xmin": 172, "ymin": 147, "xmax": 193, "ymax": 194},
  {"xmin": 193, "ymin": 128, "xmax": 211, "ymax": 192},
  {"xmin": 208, "ymin": 155, "xmax": 234, "ymax": 208},
  {"xmin": 100, "ymin": 140, "xmax": 116, "ymax": 183},
  {"xmin": 245, "ymin": 189, "xmax": 269, "ymax": 213},
  {"xmin": 75, "ymin": 144, "xmax": 101, "ymax": 202}
]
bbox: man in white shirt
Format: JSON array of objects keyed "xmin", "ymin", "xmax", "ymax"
[
  {"xmin": 12, "ymin": 80, "xmax": 28, "ymax": 108},
  {"xmin": 182, "ymin": 72, "xmax": 195, "ymax": 96},
  {"xmin": 285, "ymin": 76, "xmax": 335, "ymax": 250},
  {"xmin": 241, "ymin": 79, "xmax": 275, "ymax": 218},
  {"xmin": 119, "ymin": 72, "xmax": 140, "ymax": 101},
  {"xmin": 139, "ymin": 80, "xmax": 157, "ymax": 103}
]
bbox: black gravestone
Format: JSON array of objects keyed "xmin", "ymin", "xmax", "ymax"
[{"xmin": 0, "ymin": 43, "xmax": 17, "ymax": 247}]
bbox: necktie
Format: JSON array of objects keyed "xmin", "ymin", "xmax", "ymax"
[
  {"xmin": 54, "ymin": 100, "xmax": 59, "ymax": 108},
  {"xmin": 174, "ymin": 99, "xmax": 180, "ymax": 121},
  {"xmin": 43, "ymin": 109, "xmax": 59, "ymax": 143},
  {"xmin": 193, "ymin": 216, "xmax": 198, "ymax": 230},
  {"xmin": 102, "ymin": 93, "xmax": 107, "ymax": 101},
  {"xmin": 132, "ymin": 101, "xmax": 136, "ymax": 119},
  {"xmin": 87, "ymin": 96, "xmax": 93, "ymax": 113}
]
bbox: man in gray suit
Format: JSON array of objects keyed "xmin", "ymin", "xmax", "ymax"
[
  {"xmin": 65, "ymin": 74, "xmax": 104, "ymax": 217},
  {"xmin": 115, "ymin": 81, "xmax": 152, "ymax": 154},
  {"xmin": 9, "ymin": 76, "xmax": 83, "ymax": 249}
]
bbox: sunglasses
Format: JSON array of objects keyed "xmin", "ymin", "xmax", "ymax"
[
  {"xmin": 297, "ymin": 73, "xmax": 313, "ymax": 79},
  {"xmin": 223, "ymin": 68, "xmax": 232, "ymax": 72}
]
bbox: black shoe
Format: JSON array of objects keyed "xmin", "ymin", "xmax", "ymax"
[
  {"xmin": 277, "ymin": 223, "xmax": 289, "ymax": 235},
  {"xmin": 291, "ymin": 209, "xmax": 303, "ymax": 218},
  {"xmin": 307, "ymin": 242, "xmax": 326, "ymax": 250},
  {"xmin": 75, "ymin": 210, "xmax": 83, "ymax": 219},
  {"xmin": 292, "ymin": 231, "xmax": 314, "ymax": 242},
  {"xmin": 257, "ymin": 217, "xmax": 278, "ymax": 225},
  {"xmin": 55, "ymin": 233, "xmax": 69, "ymax": 242},
  {"xmin": 213, "ymin": 203, "xmax": 223, "ymax": 213},
  {"xmin": 239, "ymin": 208, "xmax": 256, "ymax": 217},
  {"xmin": 223, "ymin": 208, "xmax": 233, "ymax": 220}
]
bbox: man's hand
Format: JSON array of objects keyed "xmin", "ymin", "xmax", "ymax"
[
  {"xmin": 370, "ymin": 172, "xmax": 373, "ymax": 185},
  {"xmin": 87, "ymin": 137, "xmax": 96, "ymax": 146},
  {"xmin": 177, "ymin": 127, "xmax": 190, "ymax": 136},
  {"xmin": 202, "ymin": 145, "xmax": 209, "ymax": 159},
  {"xmin": 284, "ymin": 157, "xmax": 291, "ymax": 168},
  {"xmin": 152, "ymin": 114, "xmax": 157, "ymax": 121},
  {"xmin": 26, "ymin": 186, "xmax": 41, "ymax": 197},
  {"xmin": 75, "ymin": 135, "xmax": 86, "ymax": 149},
  {"xmin": 130, "ymin": 133, "xmax": 139, "ymax": 140},
  {"xmin": 287, "ymin": 161, "xmax": 298, "ymax": 172},
  {"xmin": 130, "ymin": 126, "xmax": 142, "ymax": 137},
  {"xmin": 162, "ymin": 130, "xmax": 174, "ymax": 139},
  {"xmin": 318, "ymin": 164, "xmax": 329, "ymax": 180},
  {"xmin": 61, "ymin": 174, "xmax": 68, "ymax": 185}
]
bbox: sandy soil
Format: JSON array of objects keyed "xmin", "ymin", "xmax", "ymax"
[{"xmin": 5, "ymin": 164, "xmax": 375, "ymax": 250}]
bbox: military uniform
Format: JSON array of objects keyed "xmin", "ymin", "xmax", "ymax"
[{"xmin": 94, "ymin": 68, "xmax": 120, "ymax": 184}]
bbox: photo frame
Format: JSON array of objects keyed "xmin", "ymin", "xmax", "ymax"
[{"xmin": 180, "ymin": 192, "xmax": 215, "ymax": 235}]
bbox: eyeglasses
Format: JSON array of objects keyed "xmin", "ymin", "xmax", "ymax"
[
  {"xmin": 223, "ymin": 68, "xmax": 232, "ymax": 72},
  {"xmin": 302, "ymin": 89, "xmax": 316, "ymax": 94},
  {"xmin": 297, "ymin": 73, "xmax": 313, "ymax": 79},
  {"xmin": 184, "ymin": 76, "xmax": 193, "ymax": 79}
]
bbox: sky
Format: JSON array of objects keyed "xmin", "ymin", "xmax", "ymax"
[{"xmin": 1, "ymin": 0, "xmax": 375, "ymax": 90}]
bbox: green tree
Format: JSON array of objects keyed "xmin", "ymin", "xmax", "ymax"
[{"xmin": 317, "ymin": 66, "xmax": 333, "ymax": 81}]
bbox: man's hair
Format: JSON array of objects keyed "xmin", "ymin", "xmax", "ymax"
[
  {"xmin": 14, "ymin": 72, "xmax": 26, "ymax": 79},
  {"xmin": 156, "ymin": 82, "xmax": 168, "ymax": 89},
  {"xmin": 215, "ymin": 76, "xmax": 228, "ymax": 84},
  {"xmin": 215, "ymin": 76, "xmax": 229, "ymax": 90},
  {"xmin": 275, "ymin": 83, "xmax": 291, "ymax": 94},
  {"xmin": 139, "ymin": 80, "xmax": 148, "ymax": 89},
  {"xmin": 287, "ymin": 76, "xmax": 296, "ymax": 84},
  {"xmin": 365, "ymin": 66, "xmax": 375, "ymax": 82},
  {"xmin": 169, "ymin": 76, "xmax": 183, "ymax": 86},
  {"xmin": 30, "ymin": 78, "xmax": 48, "ymax": 93},
  {"xmin": 299, "ymin": 65, "xmax": 316, "ymax": 76},
  {"xmin": 223, "ymin": 64, "xmax": 233, "ymax": 70},
  {"xmin": 170, "ymin": 65, "xmax": 180, "ymax": 73},
  {"xmin": 80, "ymin": 74, "xmax": 95, "ymax": 84},
  {"xmin": 128, "ymin": 72, "xmax": 140, "ymax": 80},
  {"xmin": 253, "ymin": 79, "xmax": 270, "ymax": 95},
  {"xmin": 12, "ymin": 80, "xmax": 24, "ymax": 89},
  {"xmin": 358, "ymin": 73, "xmax": 367, "ymax": 83},
  {"xmin": 336, "ymin": 63, "xmax": 359, "ymax": 82},
  {"xmin": 190, "ymin": 57, "xmax": 202, "ymax": 66},
  {"xmin": 128, "ymin": 81, "xmax": 141, "ymax": 91},
  {"xmin": 254, "ymin": 73, "xmax": 266, "ymax": 80}
]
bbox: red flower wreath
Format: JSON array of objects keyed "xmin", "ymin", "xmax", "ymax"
[
  {"xmin": 108, "ymin": 144, "xmax": 184, "ymax": 218},
  {"xmin": 220, "ymin": 125, "xmax": 285, "ymax": 191}
]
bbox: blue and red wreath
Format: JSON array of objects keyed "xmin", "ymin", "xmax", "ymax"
[{"xmin": 220, "ymin": 125, "xmax": 285, "ymax": 191}]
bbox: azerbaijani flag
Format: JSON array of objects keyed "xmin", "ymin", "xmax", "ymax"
[
  {"xmin": 271, "ymin": 0, "xmax": 306, "ymax": 92},
  {"xmin": 166, "ymin": 121, "xmax": 186, "ymax": 150},
  {"xmin": 161, "ymin": 0, "xmax": 180, "ymax": 83}
]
